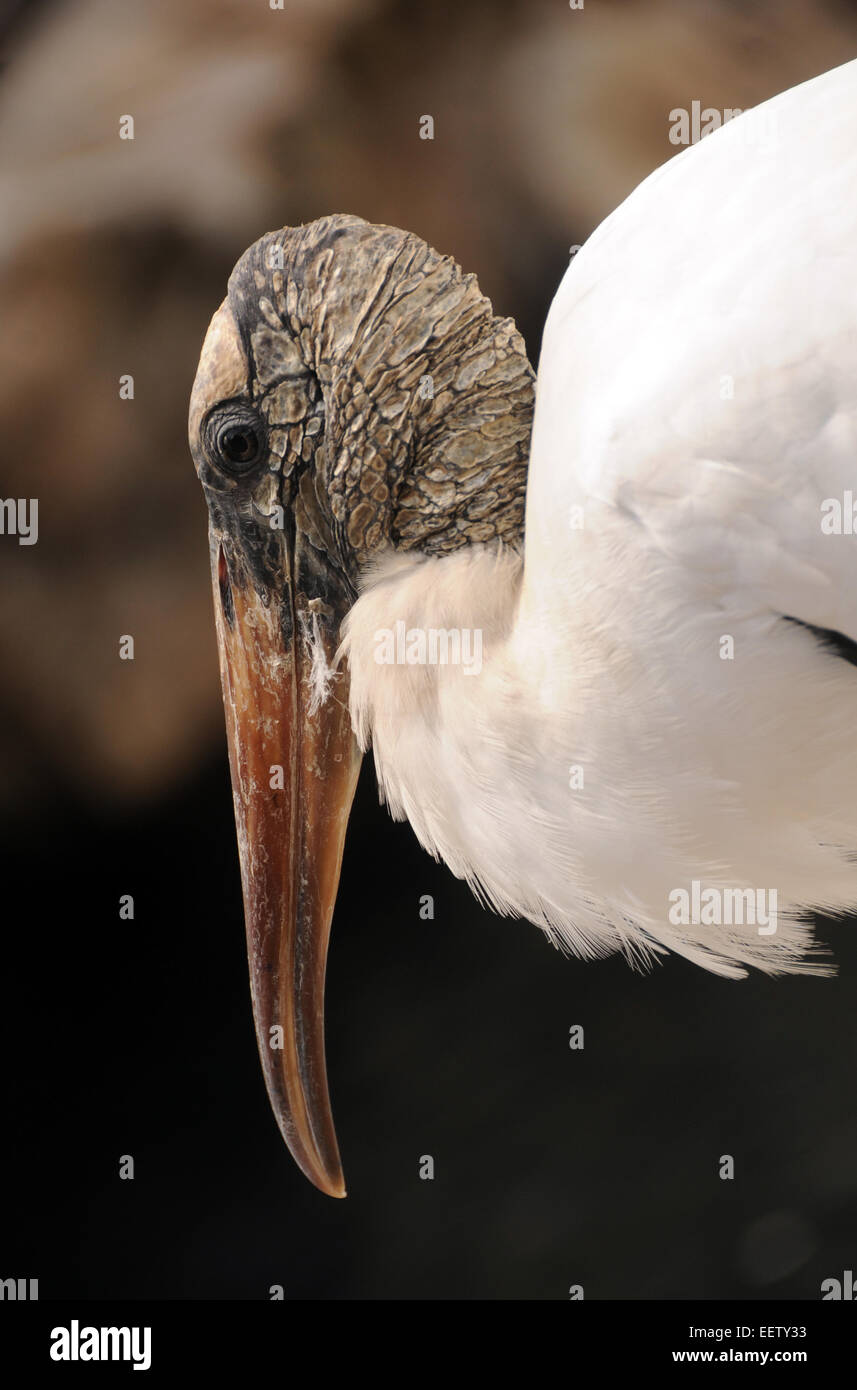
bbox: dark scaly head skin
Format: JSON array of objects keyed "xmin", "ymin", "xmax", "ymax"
[
  {"xmin": 188, "ymin": 214, "xmax": 535, "ymax": 1195},
  {"xmin": 203, "ymin": 213, "xmax": 534, "ymax": 570}
]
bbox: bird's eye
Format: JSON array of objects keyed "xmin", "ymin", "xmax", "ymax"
[
  {"xmin": 205, "ymin": 405, "xmax": 266, "ymax": 476},
  {"xmin": 219, "ymin": 424, "xmax": 261, "ymax": 467}
]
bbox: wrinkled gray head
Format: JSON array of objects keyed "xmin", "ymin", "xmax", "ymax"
[{"xmin": 190, "ymin": 213, "xmax": 534, "ymax": 592}]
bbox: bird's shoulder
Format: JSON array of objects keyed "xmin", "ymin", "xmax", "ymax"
[{"xmin": 524, "ymin": 59, "xmax": 857, "ymax": 636}]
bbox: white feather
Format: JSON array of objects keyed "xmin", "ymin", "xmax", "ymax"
[{"xmin": 340, "ymin": 60, "xmax": 857, "ymax": 977}]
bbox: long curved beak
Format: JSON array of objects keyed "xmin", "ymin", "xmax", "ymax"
[{"xmin": 210, "ymin": 519, "xmax": 361, "ymax": 1198}]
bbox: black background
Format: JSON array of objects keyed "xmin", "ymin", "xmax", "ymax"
[{"xmin": 2, "ymin": 753, "xmax": 855, "ymax": 1299}]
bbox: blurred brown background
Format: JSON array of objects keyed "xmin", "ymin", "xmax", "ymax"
[
  {"xmin": 3, "ymin": 0, "xmax": 857, "ymax": 807},
  {"xmin": 2, "ymin": 0, "xmax": 856, "ymax": 1302}
]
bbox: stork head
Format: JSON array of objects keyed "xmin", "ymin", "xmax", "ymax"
[{"xmin": 188, "ymin": 214, "xmax": 534, "ymax": 1196}]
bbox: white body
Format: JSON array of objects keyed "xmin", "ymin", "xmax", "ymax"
[{"xmin": 341, "ymin": 60, "xmax": 857, "ymax": 977}]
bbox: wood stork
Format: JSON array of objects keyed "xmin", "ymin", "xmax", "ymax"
[{"xmin": 189, "ymin": 58, "xmax": 857, "ymax": 1197}]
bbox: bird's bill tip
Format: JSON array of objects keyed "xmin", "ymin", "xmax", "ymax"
[{"xmin": 211, "ymin": 534, "xmax": 360, "ymax": 1198}]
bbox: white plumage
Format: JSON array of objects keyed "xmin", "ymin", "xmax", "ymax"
[{"xmin": 341, "ymin": 59, "xmax": 857, "ymax": 978}]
